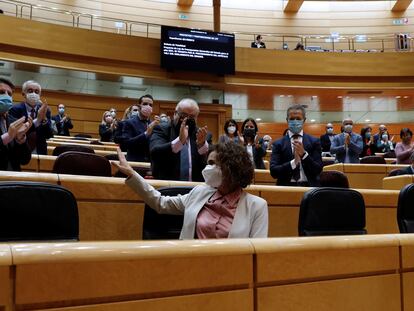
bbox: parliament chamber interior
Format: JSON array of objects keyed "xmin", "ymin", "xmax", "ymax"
[{"xmin": 1, "ymin": 0, "xmax": 414, "ymax": 310}]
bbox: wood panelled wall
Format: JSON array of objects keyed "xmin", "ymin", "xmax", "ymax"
[
  {"xmin": 12, "ymin": 89, "xmax": 232, "ymax": 140},
  {"xmin": 6, "ymin": 0, "xmax": 414, "ymax": 49}
]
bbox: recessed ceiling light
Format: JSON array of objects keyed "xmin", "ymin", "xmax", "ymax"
[
  {"xmin": 395, "ymin": 96, "xmax": 401, "ymax": 99},
  {"xmin": 345, "ymin": 96, "xmax": 350, "ymax": 99},
  {"xmin": 287, "ymin": 95, "xmax": 293, "ymax": 97},
  {"xmin": 337, "ymin": 96, "xmax": 343, "ymax": 99},
  {"xmin": 365, "ymin": 119, "xmax": 371, "ymax": 122},
  {"xmin": 255, "ymin": 118, "xmax": 262, "ymax": 121},
  {"xmin": 310, "ymin": 119, "xmax": 316, "ymax": 122},
  {"xmin": 370, "ymin": 96, "xmax": 376, "ymax": 99},
  {"xmin": 279, "ymin": 95, "xmax": 285, "ymax": 97},
  {"xmin": 312, "ymin": 95, "xmax": 318, "ymax": 98},
  {"xmin": 404, "ymin": 96, "xmax": 409, "ymax": 99}
]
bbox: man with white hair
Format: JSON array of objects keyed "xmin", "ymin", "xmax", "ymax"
[
  {"xmin": 330, "ymin": 118, "xmax": 363, "ymax": 163},
  {"xmin": 150, "ymin": 98, "xmax": 210, "ymax": 181},
  {"xmin": 8, "ymin": 80, "xmax": 53, "ymax": 154}
]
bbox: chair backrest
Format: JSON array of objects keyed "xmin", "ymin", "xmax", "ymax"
[
  {"xmin": 319, "ymin": 170, "xmax": 349, "ymax": 188},
  {"xmin": 53, "ymin": 151, "xmax": 112, "ymax": 177},
  {"xmin": 388, "ymin": 168, "xmax": 404, "ymax": 177},
  {"xmin": 360, "ymin": 156, "xmax": 386, "ymax": 164},
  {"xmin": 322, "ymin": 159, "xmax": 335, "ymax": 167},
  {"xmin": 0, "ymin": 181, "xmax": 79, "ymax": 241},
  {"xmin": 143, "ymin": 186, "xmax": 193, "ymax": 240},
  {"xmin": 383, "ymin": 151, "xmax": 396, "ymax": 158},
  {"xmin": 397, "ymin": 183, "xmax": 414, "ymax": 233},
  {"xmin": 104, "ymin": 154, "xmax": 119, "ymax": 161},
  {"xmin": 52, "ymin": 144, "xmax": 95, "ymax": 156},
  {"xmin": 299, "ymin": 187, "xmax": 366, "ymax": 236},
  {"xmin": 74, "ymin": 133, "xmax": 92, "ymax": 139},
  {"xmin": 114, "ymin": 166, "xmax": 151, "ymax": 178}
]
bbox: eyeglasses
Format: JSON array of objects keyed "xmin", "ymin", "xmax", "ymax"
[{"xmin": 176, "ymin": 111, "xmax": 197, "ymax": 119}]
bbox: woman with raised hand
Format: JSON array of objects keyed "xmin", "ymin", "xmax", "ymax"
[{"xmin": 113, "ymin": 141, "xmax": 268, "ymax": 239}]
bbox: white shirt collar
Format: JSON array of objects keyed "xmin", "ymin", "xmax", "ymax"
[{"xmin": 288, "ymin": 130, "xmax": 304, "ymax": 139}]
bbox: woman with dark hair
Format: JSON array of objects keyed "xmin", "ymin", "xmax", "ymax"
[
  {"xmin": 241, "ymin": 118, "xmax": 266, "ymax": 169},
  {"xmin": 360, "ymin": 126, "xmax": 374, "ymax": 157},
  {"xmin": 114, "ymin": 142, "xmax": 268, "ymax": 239},
  {"xmin": 395, "ymin": 128, "xmax": 414, "ymax": 164},
  {"xmin": 219, "ymin": 119, "xmax": 242, "ymax": 144}
]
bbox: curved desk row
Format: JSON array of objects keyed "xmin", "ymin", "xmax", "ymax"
[
  {"xmin": 1, "ymin": 234, "xmax": 414, "ymax": 311},
  {"xmin": 0, "ymin": 171, "xmax": 400, "ymax": 240}
]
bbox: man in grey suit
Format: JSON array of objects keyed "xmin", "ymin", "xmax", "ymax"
[{"xmin": 331, "ymin": 118, "xmax": 363, "ymax": 163}]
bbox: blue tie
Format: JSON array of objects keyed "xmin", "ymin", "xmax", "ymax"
[{"xmin": 180, "ymin": 143, "xmax": 190, "ymax": 181}]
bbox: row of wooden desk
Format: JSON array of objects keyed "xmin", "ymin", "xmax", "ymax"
[
  {"xmin": 0, "ymin": 170, "xmax": 401, "ymax": 240},
  {"xmin": 22, "ymin": 155, "xmax": 410, "ymax": 189},
  {"xmin": 0, "ymin": 234, "xmax": 413, "ymax": 311}
]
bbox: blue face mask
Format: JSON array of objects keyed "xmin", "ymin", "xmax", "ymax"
[
  {"xmin": 288, "ymin": 119, "xmax": 303, "ymax": 134},
  {"xmin": 0, "ymin": 94, "xmax": 13, "ymax": 113},
  {"xmin": 365, "ymin": 132, "xmax": 371, "ymax": 139}
]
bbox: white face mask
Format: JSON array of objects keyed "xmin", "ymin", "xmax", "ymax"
[
  {"xmin": 227, "ymin": 126, "xmax": 236, "ymax": 135},
  {"xmin": 110, "ymin": 111, "xmax": 116, "ymax": 118},
  {"xmin": 202, "ymin": 164, "xmax": 222, "ymax": 188},
  {"xmin": 26, "ymin": 92, "xmax": 40, "ymax": 105},
  {"xmin": 344, "ymin": 124, "xmax": 353, "ymax": 133}
]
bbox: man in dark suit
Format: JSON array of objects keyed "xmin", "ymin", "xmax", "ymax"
[
  {"xmin": 0, "ymin": 78, "xmax": 32, "ymax": 171},
  {"xmin": 320, "ymin": 123, "xmax": 335, "ymax": 154},
  {"xmin": 123, "ymin": 95, "xmax": 160, "ymax": 162},
  {"xmin": 331, "ymin": 118, "xmax": 363, "ymax": 163},
  {"xmin": 150, "ymin": 98, "xmax": 209, "ymax": 182},
  {"xmin": 251, "ymin": 35, "xmax": 266, "ymax": 48},
  {"xmin": 8, "ymin": 80, "xmax": 53, "ymax": 155},
  {"xmin": 270, "ymin": 104, "xmax": 323, "ymax": 186},
  {"xmin": 52, "ymin": 104, "xmax": 73, "ymax": 136},
  {"xmin": 372, "ymin": 124, "xmax": 387, "ymax": 154}
]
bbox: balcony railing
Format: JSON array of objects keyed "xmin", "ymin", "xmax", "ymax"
[{"xmin": 0, "ymin": 0, "xmax": 411, "ymax": 52}]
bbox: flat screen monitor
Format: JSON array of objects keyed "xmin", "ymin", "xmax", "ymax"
[{"xmin": 160, "ymin": 26, "xmax": 235, "ymax": 75}]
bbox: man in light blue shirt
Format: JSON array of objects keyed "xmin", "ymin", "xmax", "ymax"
[{"xmin": 330, "ymin": 118, "xmax": 363, "ymax": 163}]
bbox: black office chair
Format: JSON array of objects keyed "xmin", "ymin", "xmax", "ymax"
[
  {"xmin": 53, "ymin": 151, "xmax": 112, "ymax": 177},
  {"xmin": 383, "ymin": 151, "xmax": 396, "ymax": 159},
  {"xmin": 0, "ymin": 181, "xmax": 79, "ymax": 241},
  {"xmin": 360, "ymin": 156, "xmax": 386, "ymax": 164},
  {"xmin": 298, "ymin": 187, "xmax": 366, "ymax": 236},
  {"xmin": 74, "ymin": 133, "xmax": 92, "ymax": 139},
  {"xmin": 397, "ymin": 183, "xmax": 414, "ymax": 233},
  {"xmin": 142, "ymin": 186, "xmax": 193, "ymax": 240},
  {"xmin": 52, "ymin": 144, "xmax": 95, "ymax": 156},
  {"xmin": 388, "ymin": 169, "xmax": 404, "ymax": 177}
]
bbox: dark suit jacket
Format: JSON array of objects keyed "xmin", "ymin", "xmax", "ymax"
[
  {"xmin": 320, "ymin": 133, "xmax": 334, "ymax": 152},
  {"xmin": 113, "ymin": 120, "xmax": 127, "ymax": 152},
  {"xmin": 251, "ymin": 42, "xmax": 266, "ymax": 48},
  {"xmin": 122, "ymin": 116, "xmax": 151, "ymax": 162},
  {"xmin": 270, "ymin": 134, "xmax": 323, "ymax": 186},
  {"xmin": 52, "ymin": 114, "xmax": 73, "ymax": 136},
  {"xmin": 8, "ymin": 103, "xmax": 53, "ymax": 155},
  {"xmin": 246, "ymin": 139, "xmax": 266, "ymax": 169},
  {"xmin": 149, "ymin": 123, "xmax": 209, "ymax": 182},
  {"xmin": 0, "ymin": 118, "xmax": 31, "ymax": 171},
  {"xmin": 99, "ymin": 124, "xmax": 114, "ymax": 142}
]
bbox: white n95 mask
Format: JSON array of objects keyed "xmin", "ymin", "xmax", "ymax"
[{"xmin": 202, "ymin": 164, "xmax": 222, "ymax": 188}]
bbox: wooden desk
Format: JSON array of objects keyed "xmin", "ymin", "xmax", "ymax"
[
  {"xmin": 324, "ymin": 163, "xmax": 408, "ymax": 189},
  {"xmin": 1, "ymin": 235, "xmax": 413, "ymax": 311},
  {"xmin": 383, "ymin": 175, "xmax": 414, "ymax": 190}
]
